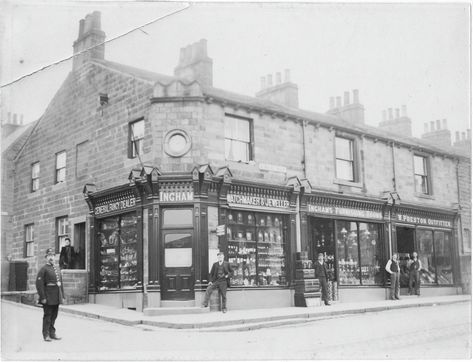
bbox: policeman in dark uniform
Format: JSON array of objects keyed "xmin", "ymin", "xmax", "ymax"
[{"xmin": 36, "ymin": 248, "xmax": 64, "ymax": 342}]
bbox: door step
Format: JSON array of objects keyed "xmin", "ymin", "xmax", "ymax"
[
  {"xmin": 160, "ymin": 300, "xmax": 195, "ymax": 308},
  {"xmin": 143, "ymin": 306, "xmax": 210, "ymax": 316}
]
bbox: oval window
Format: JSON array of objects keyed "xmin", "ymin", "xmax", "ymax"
[{"xmin": 164, "ymin": 129, "xmax": 191, "ymax": 157}]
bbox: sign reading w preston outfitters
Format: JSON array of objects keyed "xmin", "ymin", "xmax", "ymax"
[
  {"xmin": 308, "ymin": 204, "xmax": 383, "ymax": 220},
  {"xmin": 227, "ymin": 194, "xmax": 290, "ymax": 209},
  {"xmin": 396, "ymin": 214, "xmax": 452, "ymax": 228}
]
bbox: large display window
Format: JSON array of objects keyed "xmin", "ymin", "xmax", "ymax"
[
  {"xmin": 336, "ymin": 220, "xmax": 384, "ymax": 285},
  {"xmin": 416, "ymin": 229, "xmax": 453, "ymax": 285},
  {"xmin": 226, "ymin": 210, "xmax": 287, "ymax": 287},
  {"xmin": 97, "ymin": 212, "xmax": 138, "ymax": 291}
]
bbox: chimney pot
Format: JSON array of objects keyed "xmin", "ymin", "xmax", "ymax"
[
  {"xmin": 401, "ymin": 105, "xmax": 407, "ymax": 117},
  {"xmin": 284, "ymin": 69, "xmax": 290, "ymax": 82},
  {"xmin": 78, "ymin": 19, "xmax": 85, "ymax": 37},
  {"xmin": 462, "ymin": 132, "xmax": 466, "ymax": 141},
  {"xmin": 260, "ymin": 76, "xmax": 266, "ymax": 90},
  {"xmin": 388, "ymin": 108, "xmax": 393, "ymax": 120},
  {"xmin": 442, "ymin": 119, "xmax": 447, "ymax": 129},
  {"xmin": 455, "ymin": 131, "xmax": 460, "ymax": 142},
  {"xmin": 336, "ymin": 96, "xmax": 342, "ymax": 108},
  {"xmin": 467, "ymin": 129, "xmax": 471, "ymax": 140},
  {"xmin": 343, "ymin": 91, "xmax": 350, "ymax": 106},
  {"xmin": 353, "ymin": 89, "xmax": 359, "ymax": 103},
  {"xmin": 436, "ymin": 119, "xmax": 441, "ymax": 130},
  {"xmin": 430, "ymin": 121, "xmax": 435, "ymax": 132},
  {"xmin": 20, "ymin": 114, "xmax": 24, "ymax": 125},
  {"xmin": 395, "ymin": 108, "xmax": 400, "ymax": 119},
  {"xmin": 12, "ymin": 113, "xmax": 17, "ymax": 125},
  {"xmin": 267, "ymin": 74, "xmax": 273, "ymax": 87},
  {"xmin": 7, "ymin": 112, "xmax": 11, "ymax": 123},
  {"xmin": 276, "ymin": 72, "xmax": 282, "ymax": 84},
  {"xmin": 329, "ymin": 97, "xmax": 335, "ymax": 109},
  {"xmin": 424, "ymin": 123, "xmax": 429, "ymax": 133},
  {"xmin": 382, "ymin": 110, "xmax": 387, "ymax": 122}
]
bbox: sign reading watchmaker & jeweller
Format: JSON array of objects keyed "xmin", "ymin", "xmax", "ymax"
[{"xmin": 227, "ymin": 194, "xmax": 290, "ymax": 209}]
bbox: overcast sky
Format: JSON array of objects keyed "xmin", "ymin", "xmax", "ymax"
[{"xmin": 1, "ymin": 1, "xmax": 470, "ymax": 139}]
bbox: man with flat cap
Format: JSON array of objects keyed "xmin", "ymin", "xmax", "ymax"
[{"xmin": 36, "ymin": 248, "xmax": 64, "ymax": 342}]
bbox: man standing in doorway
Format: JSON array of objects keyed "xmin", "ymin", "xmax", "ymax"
[
  {"xmin": 314, "ymin": 253, "xmax": 331, "ymax": 306},
  {"xmin": 201, "ymin": 251, "xmax": 233, "ymax": 313},
  {"xmin": 36, "ymin": 248, "xmax": 65, "ymax": 342},
  {"xmin": 385, "ymin": 253, "xmax": 401, "ymax": 300},
  {"xmin": 408, "ymin": 251, "xmax": 422, "ymax": 296}
]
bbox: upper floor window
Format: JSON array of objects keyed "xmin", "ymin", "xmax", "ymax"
[
  {"xmin": 414, "ymin": 155, "xmax": 430, "ymax": 195},
  {"xmin": 56, "ymin": 216, "xmax": 69, "ymax": 252},
  {"xmin": 224, "ymin": 114, "xmax": 252, "ymax": 162},
  {"xmin": 25, "ymin": 224, "xmax": 34, "ymax": 257},
  {"xmin": 31, "ymin": 162, "xmax": 40, "ymax": 192},
  {"xmin": 129, "ymin": 119, "xmax": 144, "ymax": 158},
  {"xmin": 55, "ymin": 151, "xmax": 66, "ymax": 183},
  {"xmin": 335, "ymin": 136, "xmax": 355, "ymax": 182}
]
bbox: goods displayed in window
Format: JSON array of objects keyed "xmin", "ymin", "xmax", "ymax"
[
  {"xmin": 97, "ymin": 213, "xmax": 138, "ymax": 291},
  {"xmin": 336, "ymin": 221, "xmax": 383, "ymax": 285},
  {"xmin": 226, "ymin": 210, "xmax": 286, "ymax": 287}
]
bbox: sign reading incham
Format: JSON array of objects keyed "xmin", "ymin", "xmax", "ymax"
[
  {"xmin": 160, "ymin": 191, "xmax": 194, "ymax": 202},
  {"xmin": 308, "ymin": 204, "xmax": 383, "ymax": 220},
  {"xmin": 227, "ymin": 194, "xmax": 290, "ymax": 209},
  {"xmin": 396, "ymin": 214, "xmax": 452, "ymax": 228},
  {"xmin": 95, "ymin": 197, "xmax": 136, "ymax": 215}
]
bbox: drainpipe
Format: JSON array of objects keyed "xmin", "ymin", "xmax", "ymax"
[
  {"xmin": 455, "ymin": 158, "xmax": 464, "ymax": 289},
  {"xmin": 301, "ymin": 120, "xmax": 307, "ymax": 179}
]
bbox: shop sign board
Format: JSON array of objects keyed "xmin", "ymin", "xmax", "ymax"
[
  {"xmin": 159, "ymin": 191, "xmax": 194, "ymax": 202},
  {"xmin": 308, "ymin": 204, "xmax": 383, "ymax": 220},
  {"xmin": 395, "ymin": 213, "xmax": 452, "ymax": 228},
  {"xmin": 95, "ymin": 197, "xmax": 136, "ymax": 216},
  {"xmin": 227, "ymin": 194, "xmax": 290, "ymax": 209}
]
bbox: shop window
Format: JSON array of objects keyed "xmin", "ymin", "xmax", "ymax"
[
  {"xmin": 75, "ymin": 141, "xmax": 89, "ymax": 179},
  {"xmin": 97, "ymin": 213, "xmax": 138, "ymax": 290},
  {"xmin": 55, "ymin": 151, "xmax": 66, "ymax": 183},
  {"xmin": 56, "ymin": 216, "xmax": 69, "ymax": 252},
  {"xmin": 358, "ymin": 223, "xmax": 383, "ymax": 285},
  {"xmin": 335, "ymin": 221, "xmax": 383, "ymax": 286},
  {"xmin": 336, "ymin": 221, "xmax": 360, "ymax": 285},
  {"xmin": 128, "ymin": 119, "xmax": 144, "ymax": 159},
  {"xmin": 31, "ymin": 162, "xmax": 40, "ymax": 192},
  {"xmin": 24, "ymin": 224, "xmax": 34, "ymax": 257},
  {"xmin": 335, "ymin": 136, "xmax": 355, "ymax": 182},
  {"xmin": 414, "ymin": 155, "xmax": 430, "ymax": 195},
  {"xmin": 224, "ymin": 114, "xmax": 252, "ymax": 162},
  {"xmin": 416, "ymin": 229, "xmax": 437, "ymax": 284},
  {"xmin": 434, "ymin": 231, "xmax": 453, "ymax": 284},
  {"xmin": 226, "ymin": 210, "xmax": 286, "ymax": 287}
]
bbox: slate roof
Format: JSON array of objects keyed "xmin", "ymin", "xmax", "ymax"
[{"xmin": 93, "ymin": 59, "xmax": 469, "ymax": 159}]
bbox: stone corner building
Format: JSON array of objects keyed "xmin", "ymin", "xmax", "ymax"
[{"xmin": 1, "ymin": 11, "xmax": 471, "ymax": 311}]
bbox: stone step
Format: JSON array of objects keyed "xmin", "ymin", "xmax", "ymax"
[{"xmin": 143, "ymin": 306, "xmax": 210, "ymax": 316}]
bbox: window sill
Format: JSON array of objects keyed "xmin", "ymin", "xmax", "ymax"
[
  {"xmin": 333, "ymin": 179, "xmax": 363, "ymax": 189},
  {"xmin": 52, "ymin": 181, "xmax": 67, "ymax": 190},
  {"xmin": 415, "ymin": 193, "xmax": 434, "ymax": 200}
]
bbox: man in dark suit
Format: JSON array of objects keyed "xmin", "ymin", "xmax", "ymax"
[
  {"xmin": 59, "ymin": 237, "xmax": 76, "ymax": 269},
  {"xmin": 314, "ymin": 253, "xmax": 331, "ymax": 306},
  {"xmin": 201, "ymin": 251, "xmax": 233, "ymax": 313},
  {"xmin": 36, "ymin": 248, "xmax": 65, "ymax": 342}
]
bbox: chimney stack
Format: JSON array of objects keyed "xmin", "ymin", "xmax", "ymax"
[
  {"xmin": 174, "ymin": 39, "xmax": 213, "ymax": 87},
  {"xmin": 422, "ymin": 118, "xmax": 452, "ymax": 149},
  {"xmin": 72, "ymin": 11, "xmax": 105, "ymax": 71},
  {"xmin": 329, "ymin": 97, "xmax": 335, "ymax": 109},
  {"xmin": 378, "ymin": 104, "xmax": 412, "ymax": 137},
  {"xmin": 255, "ymin": 69, "xmax": 299, "ymax": 108},
  {"xmin": 327, "ymin": 89, "xmax": 365, "ymax": 124}
]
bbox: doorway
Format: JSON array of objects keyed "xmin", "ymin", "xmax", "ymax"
[
  {"xmin": 396, "ymin": 226, "xmax": 415, "ymax": 288},
  {"xmin": 160, "ymin": 208, "xmax": 194, "ymax": 301}
]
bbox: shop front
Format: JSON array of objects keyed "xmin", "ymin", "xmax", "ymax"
[
  {"xmin": 392, "ymin": 206, "xmax": 459, "ymax": 295},
  {"xmin": 216, "ymin": 183, "xmax": 298, "ymax": 309},
  {"xmin": 84, "ymin": 166, "xmax": 300, "ymax": 311},
  {"xmin": 301, "ymin": 193, "xmax": 388, "ymax": 302}
]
